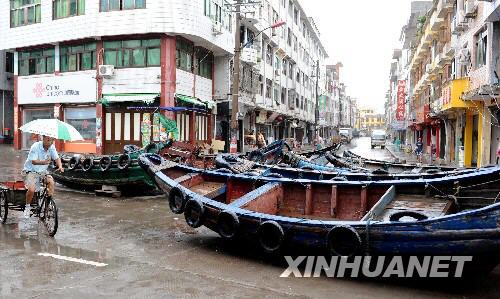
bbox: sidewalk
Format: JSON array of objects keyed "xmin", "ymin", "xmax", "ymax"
[{"xmin": 385, "ymin": 143, "xmax": 458, "ymax": 167}]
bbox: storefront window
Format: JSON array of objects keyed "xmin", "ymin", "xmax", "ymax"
[
  {"xmin": 104, "ymin": 38, "xmax": 160, "ymax": 68},
  {"xmin": 23, "ymin": 109, "xmax": 54, "ymax": 149},
  {"xmin": 64, "ymin": 107, "xmax": 96, "ymax": 141}
]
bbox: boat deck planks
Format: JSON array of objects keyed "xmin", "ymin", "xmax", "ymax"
[
  {"xmin": 374, "ymin": 194, "xmax": 454, "ymax": 221},
  {"xmin": 190, "ymin": 181, "xmax": 226, "ymax": 198}
]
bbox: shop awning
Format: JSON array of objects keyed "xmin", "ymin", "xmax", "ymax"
[
  {"xmin": 175, "ymin": 94, "xmax": 215, "ymax": 109},
  {"xmin": 101, "ymin": 93, "xmax": 160, "ymax": 104},
  {"xmin": 460, "ymin": 85, "xmax": 500, "ymax": 101}
]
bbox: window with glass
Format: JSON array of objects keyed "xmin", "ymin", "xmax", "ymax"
[
  {"xmin": 266, "ymin": 45, "xmax": 272, "ymax": 66},
  {"xmin": 203, "ymin": 0, "xmax": 232, "ymax": 32},
  {"xmin": 100, "ymin": 0, "xmax": 145, "ymax": 11},
  {"xmin": 176, "ymin": 39, "xmax": 194, "ymax": 72},
  {"xmin": 60, "ymin": 42, "xmax": 96, "ymax": 72},
  {"xmin": 197, "ymin": 48, "xmax": 213, "ymax": 79},
  {"xmin": 5, "ymin": 52, "xmax": 14, "ymax": 73},
  {"xmin": 10, "ymin": 0, "xmax": 41, "ymax": 28},
  {"xmin": 53, "ymin": 0, "xmax": 85, "ymax": 19},
  {"xmin": 104, "ymin": 38, "xmax": 160, "ymax": 68},
  {"xmin": 65, "ymin": 107, "xmax": 96, "ymax": 140},
  {"xmin": 475, "ymin": 30, "xmax": 487, "ymax": 68},
  {"xmin": 18, "ymin": 48, "xmax": 55, "ymax": 76}
]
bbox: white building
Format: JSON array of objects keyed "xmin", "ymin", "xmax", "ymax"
[
  {"xmin": 0, "ymin": 0, "xmax": 235, "ymax": 154},
  {"xmin": 219, "ymin": 0, "xmax": 329, "ymax": 151}
]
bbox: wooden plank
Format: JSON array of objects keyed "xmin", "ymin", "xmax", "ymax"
[
  {"xmin": 175, "ymin": 173, "xmax": 204, "ymax": 188},
  {"xmin": 230, "ymin": 182, "xmax": 282, "ymax": 208},
  {"xmin": 361, "ymin": 185, "xmax": 395, "ymax": 221},
  {"xmin": 305, "ymin": 184, "xmax": 313, "ymax": 215},
  {"xmin": 330, "ymin": 185, "xmax": 337, "ymax": 217}
]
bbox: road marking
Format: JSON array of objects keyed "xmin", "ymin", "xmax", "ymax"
[{"xmin": 37, "ymin": 253, "xmax": 108, "ymax": 267}]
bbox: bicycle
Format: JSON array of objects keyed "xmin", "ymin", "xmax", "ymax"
[{"xmin": 0, "ymin": 173, "xmax": 59, "ymax": 237}]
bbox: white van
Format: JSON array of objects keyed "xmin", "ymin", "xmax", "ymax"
[{"xmin": 370, "ymin": 130, "xmax": 386, "ymax": 149}]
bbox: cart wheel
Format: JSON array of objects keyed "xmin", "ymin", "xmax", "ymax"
[
  {"xmin": 0, "ymin": 191, "xmax": 8, "ymax": 224},
  {"xmin": 43, "ymin": 197, "xmax": 58, "ymax": 237}
]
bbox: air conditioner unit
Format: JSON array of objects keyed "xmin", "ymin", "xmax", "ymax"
[
  {"xmin": 425, "ymin": 64, "xmax": 432, "ymax": 73},
  {"xmin": 212, "ymin": 22, "xmax": 223, "ymax": 35},
  {"xmin": 464, "ymin": 1, "xmax": 477, "ymax": 18},
  {"xmin": 98, "ymin": 65, "xmax": 115, "ymax": 77}
]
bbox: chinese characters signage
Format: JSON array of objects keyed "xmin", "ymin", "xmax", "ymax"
[
  {"xmin": 18, "ymin": 73, "xmax": 97, "ymax": 104},
  {"xmin": 396, "ymin": 80, "xmax": 406, "ymax": 121}
]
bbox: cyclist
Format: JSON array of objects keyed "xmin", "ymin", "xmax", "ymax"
[{"xmin": 21, "ymin": 135, "xmax": 64, "ymax": 218}]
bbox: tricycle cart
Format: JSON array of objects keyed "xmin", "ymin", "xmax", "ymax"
[{"xmin": 0, "ymin": 178, "xmax": 58, "ymax": 237}]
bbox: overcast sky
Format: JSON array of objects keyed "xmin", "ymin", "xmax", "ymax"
[{"xmin": 301, "ymin": 0, "xmax": 415, "ymax": 113}]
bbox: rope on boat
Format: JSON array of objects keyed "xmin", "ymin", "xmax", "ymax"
[
  {"xmin": 457, "ymin": 177, "xmax": 500, "ymax": 190},
  {"xmin": 494, "ymin": 192, "xmax": 500, "ymax": 204}
]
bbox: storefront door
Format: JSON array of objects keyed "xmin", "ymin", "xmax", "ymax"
[
  {"xmin": 104, "ymin": 109, "xmax": 148, "ymax": 154},
  {"xmin": 22, "ymin": 108, "xmax": 54, "ymax": 149}
]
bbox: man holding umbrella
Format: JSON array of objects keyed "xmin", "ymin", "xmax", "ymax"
[
  {"xmin": 19, "ymin": 118, "xmax": 83, "ymax": 220},
  {"xmin": 22, "ymin": 135, "xmax": 64, "ymax": 218}
]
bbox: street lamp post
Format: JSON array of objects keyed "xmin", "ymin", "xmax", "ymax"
[{"xmin": 229, "ymin": 5, "xmax": 285, "ymax": 152}]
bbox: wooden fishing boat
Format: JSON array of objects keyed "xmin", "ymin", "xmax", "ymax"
[
  {"xmin": 50, "ymin": 140, "xmax": 217, "ymax": 194},
  {"xmin": 51, "ymin": 148, "xmax": 156, "ymax": 193},
  {"xmin": 215, "ymin": 153, "xmax": 476, "ymax": 181},
  {"xmin": 338, "ymin": 150, "xmax": 458, "ymax": 172},
  {"xmin": 139, "ymin": 153, "xmax": 500, "ymax": 275}
]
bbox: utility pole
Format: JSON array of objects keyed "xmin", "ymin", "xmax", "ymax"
[
  {"xmin": 230, "ymin": 0, "xmax": 242, "ymax": 152},
  {"xmin": 314, "ymin": 60, "xmax": 319, "ymax": 140}
]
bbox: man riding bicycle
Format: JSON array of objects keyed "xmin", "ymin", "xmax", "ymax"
[{"xmin": 22, "ymin": 135, "xmax": 64, "ymax": 218}]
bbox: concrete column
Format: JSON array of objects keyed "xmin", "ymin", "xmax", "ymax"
[
  {"xmin": 444, "ymin": 120, "xmax": 451, "ymax": 163},
  {"xmin": 96, "ymin": 41, "xmax": 104, "ymax": 155},
  {"xmin": 480, "ymin": 102, "xmax": 491, "ymax": 166},
  {"xmin": 161, "ymin": 35, "xmax": 177, "ymax": 120},
  {"xmin": 464, "ymin": 110, "xmax": 473, "ymax": 167}
]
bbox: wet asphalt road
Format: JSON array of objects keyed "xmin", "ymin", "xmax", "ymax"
[{"xmin": 1, "ymin": 143, "xmax": 499, "ymax": 298}]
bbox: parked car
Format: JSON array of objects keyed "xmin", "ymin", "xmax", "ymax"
[{"xmin": 371, "ymin": 130, "xmax": 386, "ymax": 149}]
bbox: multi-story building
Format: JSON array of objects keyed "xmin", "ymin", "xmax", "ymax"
[
  {"xmin": 386, "ymin": 1, "xmax": 433, "ymax": 146},
  {"xmin": 217, "ymin": 0, "xmax": 330, "ymax": 151},
  {"xmin": 401, "ymin": 0, "xmax": 499, "ymax": 167},
  {"xmin": 359, "ymin": 107, "xmax": 386, "ymax": 132},
  {"xmin": 1, "ymin": 0, "xmax": 235, "ymax": 154},
  {"xmin": 0, "ymin": 51, "xmax": 14, "ymax": 142}
]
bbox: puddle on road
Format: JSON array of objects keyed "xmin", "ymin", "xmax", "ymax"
[{"xmin": 0, "ymin": 214, "xmax": 127, "ymax": 269}]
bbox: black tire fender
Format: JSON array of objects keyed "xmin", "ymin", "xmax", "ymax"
[
  {"xmin": 184, "ymin": 198, "xmax": 205, "ymax": 228},
  {"xmin": 117, "ymin": 154, "xmax": 131, "ymax": 170},
  {"xmin": 327, "ymin": 225, "xmax": 362, "ymax": 257},
  {"xmin": 217, "ymin": 210, "xmax": 240, "ymax": 240},
  {"xmin": 258, "ymin": 220, "xmax": 285, "ymax": 253},
  {"xmin": 68, "ymin": 155, "xmax": 81, "ymax": 171},
  {"xmin": 99, "ymin": 156, "xmax": 112, "ymax": 172},
  {"xmin": 168, "ymin": 187, "xmax": 186, "ymax": 214},
  {"xmin": 389, "ymin": 211, "xmax": 428, "ymax": 222},
  {"xmin": 81, "ymin": 157, "xmax": 94, "ymax": 172}
]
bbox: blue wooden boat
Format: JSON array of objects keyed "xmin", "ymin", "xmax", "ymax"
[
  {"xmin": 139, "ymin": 153, "xmax": 500, "ymax": 275},
  {"xmin": 215, "ymin": 153, "xmax": 477, "ymax": 181}
]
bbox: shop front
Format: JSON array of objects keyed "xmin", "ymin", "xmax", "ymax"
[{"xmin": 15, "ymin": 72, "xmax": 97, "ymax": 152}]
